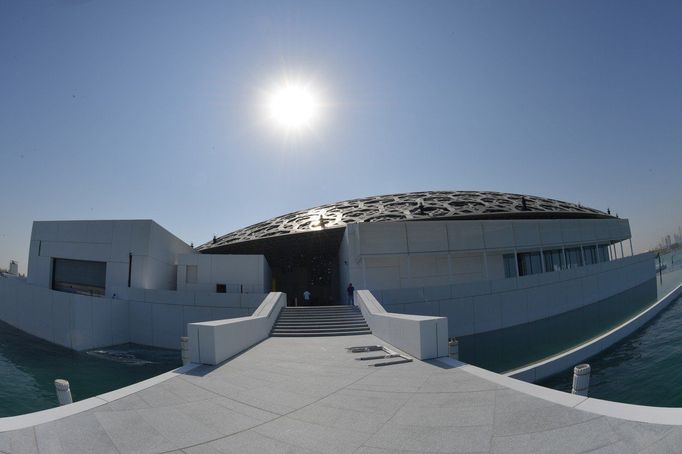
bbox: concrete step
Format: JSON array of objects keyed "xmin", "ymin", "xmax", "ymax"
[
  {"xmin": 277, "ymin": 315, "xmax": 365, "ymax": 320},
  {"xmin": 281, "ymin": 308, "xmax": 359, "ymax": 312},
  {"xmin": 271, "ymin": 330, "xmax": 372, "ymax": 337},
  {"xmin": 275, "ymin": 320, "xmax": 369, "ymax": 326},
  {"xmin": 281, "ymin": 309, "xmax": 360, "ymax": 315},
  {"xmin": 272, "ymin": 325, "xmax": 369, "ymax": 333},
  {"xmin": 279, "ymin": 314, "xmax": 361, "ymax": 318},
  {"xmin": 275, "ymin": 325, "xmax": 369, "ymax": 331},
  {"xmin": 272, "ymin": 305, "xmax": 369, "ymax": 337}
]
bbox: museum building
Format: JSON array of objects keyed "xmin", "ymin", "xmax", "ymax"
[{"xmin": 0, "ymin": 191, "xmax": 655, "ymax": 351}]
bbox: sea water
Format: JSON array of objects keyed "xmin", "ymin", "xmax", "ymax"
[
  {"xmin": 538, "ymin": 253, "xmax": 682, "ymax": 406},
  {"xmin": 539, "ymin": 296, "xmax": 682, "ymax": 406},
  {"xmin": 0, "ymin": 320, "xmax": 181, "ymax": 417}
]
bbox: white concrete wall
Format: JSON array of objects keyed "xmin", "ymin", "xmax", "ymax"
[
  {"xmin": 343, "ymin": 218, "xmax": 632, "ymax": 292},
  {"xmin": 176, "ymin": 254, "xmax": 270, "ymax": 293},
  {"xmin": 27, "ymin": 220, "xmax": 194, "ymax": 295},
  {"xmin": 370, "ymin": 252, "xmax": 655, "ymax": 337},
  {"xmin": 188, "ymin": 292, "xmax": 286, "ymax": 365},
  {"xmin": 355, "ymin": 290, "xmax": 448, "ymax": 360},
  {"xmin": 0, "ymin": 276, "xmax": 268, "ymax": 351}
]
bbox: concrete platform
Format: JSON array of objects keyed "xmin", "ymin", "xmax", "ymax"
[{"xmin": 1, "ymin": 334, "xmax": 681, "ymax": 453}]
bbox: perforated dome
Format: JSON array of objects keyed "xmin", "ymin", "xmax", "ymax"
[{"xmin": 198, "ymin": 191, "xmax": 609, "ymax": 250}]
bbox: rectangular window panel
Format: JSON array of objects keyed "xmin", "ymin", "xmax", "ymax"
[
  {"xmin": 503, "ymin": 254, "xmax": 516, "ymax": 278},
  {"xmin": 52, "ymin": 258, "xmax": 106, "ymax": 296},
  {"xmin": 565, "ymin": 247, "xmax": 583, "ymax": 269},
  {"xmin": 543, "ymin": 249, "xmax": 564, "ymax": 272},
  {"xmin": 517, "ymin": 252, "xmax": 542, "ymax": 276},
  {"xmin": 598, "ymin": 244, "xmax": 610, "ymax": 262},
  {"xmin": 584, "ymin": 245, "xmax": 598, "ymax": 265}
]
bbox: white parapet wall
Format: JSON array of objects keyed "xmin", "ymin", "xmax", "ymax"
[
  {"xmin": 355, "ymin": 290, "xmax": 448, "ymax": 360},
  {"xmin": 187, "ymin": 292, "xmax": 286, "ymax": 365},
  {"xmin": 0, "ymin": 276, "xmax": 267, "ymax": 351}
]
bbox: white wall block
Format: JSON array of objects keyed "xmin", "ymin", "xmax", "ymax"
[
  {"xmin": 92, "ymin": 300, "xmax": 114, "ymax": 348},
  {"xmin": 539, "ymin": 221, "xmax": 564, "ymax": 246},
  {"xmin": 129, "ymin": 301, "xmax": 153, "ymax": 346},
  {"xmin": 561, "ymin": 220, "xmax": 583, "ymax": 243},
  {"xmin": 500, "ymin": 291, "xmax": 528, "ymax": 328},
  {"xmin": 355, "ymin": 290, "xmax": 448, "ymax": 360},
  {"xmin": 472, "ymin": 293, "xmax": 502, "ymax": 333},
  {"xmin": 51, "ymin": 291, "xmax": 72, "ymax": 349},
  {"xmin": 111, "ymin": 300, "xmax": 130, "ymax": 345},
  {"xmin": 443, "ymin": 297, "xmax": 475, "ymax": 336},
  {"xmin": 58, "ymin": 222, "xmax": 89, "ymax": 243},
  {"xmin": 70, "ymin": 295, "xmax": 94, "ymax": 350},
  {"xmin": 152, "ymin": 303, "xmax": 183, "ymax": 349},
  {"xmin": 447, "ymin": 221, "xmax": 485, "ymax": 250},
  {"xmin": 358, "ymin": 222, "xmax": 408, "ymax": 254},
  {"xmin": 513, "ymin": 222, "xmax": 541, "ymax": 247},
  {"xmin": 86, "ymin": 220, "xmax": 115, "ymax": 244},
  {"xmin": 406, "ymin": 222, "xmax": 448, "ymax": 252},
  {"xmin": 111, "ymin": 221, "xmax": 133, "ymax": 262},
  {"xmin": 482, "ymin": 221, "xmax": 515, "ymax": 249}
]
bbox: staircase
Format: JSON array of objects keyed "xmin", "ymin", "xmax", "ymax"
[{"xmin": 271, "ymin": 305, "xmax": 371, "ymax": 337}]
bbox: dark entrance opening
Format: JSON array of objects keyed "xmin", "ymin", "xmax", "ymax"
[{"xmin": 203, "ymin": 228, "xmax": 345, "ymax": 306}]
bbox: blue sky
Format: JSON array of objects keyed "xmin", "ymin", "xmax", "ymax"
[{"xmin": 1, "ymin": 0, "xmax": 681, "ymax": 273}]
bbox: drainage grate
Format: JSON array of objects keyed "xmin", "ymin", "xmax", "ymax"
[{"xmin": 346, "ymin": 345, "xmax": 413, "ymax": 367}]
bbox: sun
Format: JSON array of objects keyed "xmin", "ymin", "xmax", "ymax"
[{"xmin": 266, "ymin": 80, "xmax": 321, "ymax": 133}]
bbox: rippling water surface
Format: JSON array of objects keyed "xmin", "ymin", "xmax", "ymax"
[
  {"xmin": 539, "ymin": 261, "xmax": 682, "ymax": 407},
  {"xmin": 0, "ymin": 320, "xmax": 181, "ymax": 417}
]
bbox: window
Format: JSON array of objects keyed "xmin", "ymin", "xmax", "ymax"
[
  {"xmin": 543, "ymin": 249, "xmax": 564, "ymax": 272},
  {"xmin": 52, "ymin": 258, "xmax": 106, "ymax": 296},
  {"xmin": 517, "ymin": 252, "xmax": 542, "ymax": 276},
  {"xmin": 503, "ymin": 254, "xmax": 517, "ymax": 278},
  {"xmin": 186, "ymin": 265, "xmax": 198, "ymax": 284},
  {"xmin": 584, "ymin": 245, "xmax": 598, "ymax": 265},
  {"xmin": 216, "ymin": 283, "xmax": 226, "ymax": 293},
  {"xmin": 597, "ymin": 244, "xmax": 610, "ymax": 262},
  {"xmin": 565, "ymin": 247, "xmax": 583, "ymax": 268}
]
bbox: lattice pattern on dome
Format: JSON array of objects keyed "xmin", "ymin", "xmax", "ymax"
[{"xmin": 198, "ymin": 191, "xmax": 609, "ymax": 249}]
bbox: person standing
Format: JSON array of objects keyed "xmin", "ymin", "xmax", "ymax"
[
  {"xmin": 346, "ymin": 282, "xmax": 355, "ymax": 305},
  {"xmin": 303, "ymin": 290, "xmax": 311, "ymax": 305}
]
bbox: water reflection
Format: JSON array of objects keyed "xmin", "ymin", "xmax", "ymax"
[
  {"xmin": 458, "ymin": 278, "xmax": 658, "ymax": 373},
  {"xmin": 539, "ymin": 293, "xmax": 682, "ymax": 406},
  {"xmin": 0, "ymin": 320, "xmax": 181, "ymax": 417}
]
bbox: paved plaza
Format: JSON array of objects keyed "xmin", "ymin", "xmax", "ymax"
[{"xmin": 2, "ymin": 334, "xmax": 681, "ymax": 453}]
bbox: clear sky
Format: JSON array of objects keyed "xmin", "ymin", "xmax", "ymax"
[{"xmin": 1, "ymin": 0, "xmax": 681, "ymax": 274}]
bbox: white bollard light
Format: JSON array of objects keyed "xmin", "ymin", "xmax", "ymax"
[
  {"xmin": 571, "ymin": 364, "xmax": 591, "ymax": 397},
  {"xmin": 54, "ymin": 379, "xmax": 73, "ymax": 406},
  {"xmin": 448, "ymin": 338, "xmax": 459, "ymax": 360},
  {"xmin": 180, "ymin": 336, "xmax": 190, "ymax": 366}
]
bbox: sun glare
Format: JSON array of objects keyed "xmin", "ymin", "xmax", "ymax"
[{"xmin": 266, "ymin": 80, "xmax": 321, "ymax": 133}]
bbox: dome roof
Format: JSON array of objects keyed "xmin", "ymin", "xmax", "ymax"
[{"xmin": 198, "ymin": 191, "xmax": 610, "ymax": 250}]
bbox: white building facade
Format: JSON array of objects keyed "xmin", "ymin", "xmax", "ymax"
[
  {"xmin": 0, "ymin": 191, "xmax": 658, "ymax": 355},
  {"xmin": 0, "ymin": 220, "xmax": 271, "ymax": 350},
  {"xmin": 339, "ymin": 218, "xmax": 653, "ymax": 337}
]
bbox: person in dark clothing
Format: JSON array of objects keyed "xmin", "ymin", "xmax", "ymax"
[{"xmin": 347, "ymin": 282, "xmax": 355, "ymax": 305}]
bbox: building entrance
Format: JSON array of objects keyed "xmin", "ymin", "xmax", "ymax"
[{"xmin": 204, "ymin": 228, "xmax": 345, "ymax": 306}]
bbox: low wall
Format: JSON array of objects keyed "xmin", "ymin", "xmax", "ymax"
[
  {"xmin": 506, "ymin": 281, "xmax": 682, "ymax": 382},
  {"xmin": 188, "ymin": 292, "xmax": 286, "ymax": 365},
  {"xmin": 371, "ymin": 253, "xmax": 655, "ymax": 337},
  {"xmin": 0, "ymin": 276, "xmax": 267, "ymax": 351},
  {"xmin": 355, "ymin": 290, "xmax": 448, "ymax": 360}
]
